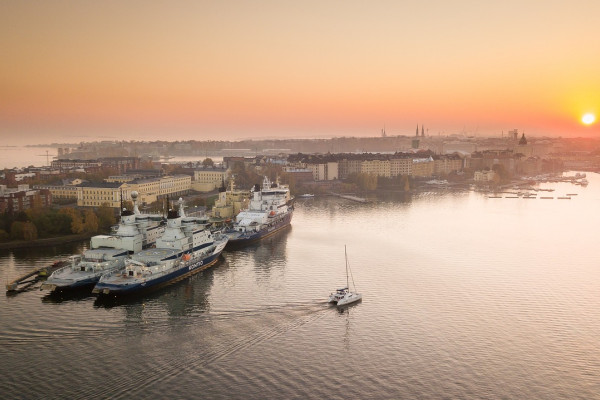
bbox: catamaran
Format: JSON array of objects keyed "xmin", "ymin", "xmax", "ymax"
[{"xmin": 328, "ymin": 246, "xmax": 362, "ymax": 307}]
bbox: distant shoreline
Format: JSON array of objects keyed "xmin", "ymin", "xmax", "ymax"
[{"xmin": 0, "ymin": 233, "xmax": 93, "ymax": 250}]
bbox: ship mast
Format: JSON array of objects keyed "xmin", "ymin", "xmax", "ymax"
[{"xmin": 345, "ymin": 245, "xmax": 349, "ymax": 290}]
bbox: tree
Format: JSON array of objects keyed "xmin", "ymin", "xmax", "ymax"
[
  {"xmin": 60, "ymin": 207, "xmax": 84, "ymax": 234},
  {"xmin": 356, "ymin": 173, "xmax": 378, "ymax": 191},
  {"xmin": 202, "ymin": 158, "xmax": 214, "ymax": 167},
  {"xmin": 97, "ymin": 203, "xmax": 116, "ymax": 232},
  {"xmin": 9, "ymin": 221, "xmax": 37, "ymax": 240},
  {"xmin": 22, "ymin": 222, "xmax": 38, "ymax": 240},
  {"xmin": 83, "ymin": 210, "xmax": 99, "ymax": 233}
]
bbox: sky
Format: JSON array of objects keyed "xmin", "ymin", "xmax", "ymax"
[{"xmin": 1, "ymin": 0, "xmax": 599, "ymax": 145}]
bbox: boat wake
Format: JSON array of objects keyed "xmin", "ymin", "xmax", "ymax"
[{"xmin": 100, "ymin": 302, "xmax": 329, "ymax": 400}]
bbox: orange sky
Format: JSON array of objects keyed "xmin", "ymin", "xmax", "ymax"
[{"xmin": 1, "ymin": 0, "xmax": 599, "ymax": 145}]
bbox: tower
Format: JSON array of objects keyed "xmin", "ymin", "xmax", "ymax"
[
  {"xmin": 421, "ymin": 125, "xmax": 424, "ymax": 137},
  {"xmin": 519, "ymin": 133, "xmax": 527, "ymax": 145}
]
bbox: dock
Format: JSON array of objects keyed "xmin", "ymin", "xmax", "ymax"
[
  {"xmin": 328, "ymin": 192, "xmax": 370, "ymax": 203},
  {"xmin": 6, "ymin": 260, "xmax": 68, "ymax": 293}
]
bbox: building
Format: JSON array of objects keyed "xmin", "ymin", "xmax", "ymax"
[
  {"xmin": 360, "ymin": 159, "xmax": 390, "ymax": 178},
  {"xmin": 192, "ymin": 167, "xmax": 229, "ymax": 192},
  {"xmin": 106, "ymin": 169, "xmax": 163, "ymax": 183},
  {"xmin": 76, "ymin": 175, "xmax": 191, "ymax": 208},
  {"xmin": 51, "ymin": 157, "xmax": 140, "ymax": 173},
  {"xmin": 433, "ymin": 154, "xmax": 464, "ymax": 176},
  {"xmin": 474, "ymin": 170, "xmax": 496, "ymax": 182},
  {"xmin": 210, "ymin": 180, "xmax": 250, "ymax": 222},
  {"xmin": 33, "ymin": 184, "xmax": 79, "ymax": 200},
  {"xmin": 338, "ymin": 158, "xmax": 363, "ymax": 179},
  {"xmin": 390, "ymin": 157, "xmax": 412, "ymax": 177},
  {"xmin": 412, "ymin": 157, "xmax": 435, "ymax": 177},
  {"xmin": 77, "ymin": 182, "xmax": 125, "ymax": 208},
  {"xmin": 282, "ymin": 167, "xmax": 314, "ymax": 183},
  {"xmin": 0, "ymin": 185, "xmax": 52, "ymax": 213},
  {"xmin": 306, "ymin": 162, "xmax": 338, "ymax": 181}
]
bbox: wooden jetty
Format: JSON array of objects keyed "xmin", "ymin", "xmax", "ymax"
[{"xmin": 6, "ymin": 260, "xmax": 68, "ymax": 293}]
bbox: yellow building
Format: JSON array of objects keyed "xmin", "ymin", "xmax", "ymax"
[
  {"xmin": 77, "ymin": 175, "xmax": 191, "ymax": 207},
  {"xmin": 411, "ymin": 157, "xmax": 435, "ymax": 177},
  {"xmin": 77, "ymin": 182, "xmax": 125, "ymax": 207},
  {"xmin": 360, "ymin": 159, "xmax": 391, "ymax": 178},
  {"xmin": 33, "ymin": 184, "xmax": 79, "ymax": 200},
  {"xmin": 192, "ymin": 168, "xmax": 229, "ymax": 192},
  {"xmin": 434, "ymin": 156, "xmax": 463, "ymax": 176},
  {"xmin": 390, "ymin": 158, "xmax": 412, "ymax": 177},
  {"xmin": 210, "ymin": 180, "xmax": 250, "ymax": 222}
]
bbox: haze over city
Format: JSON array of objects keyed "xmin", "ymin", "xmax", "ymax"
[{"xmin": 1, "ymin": 0, "xmax": 599, "ymax": 145}]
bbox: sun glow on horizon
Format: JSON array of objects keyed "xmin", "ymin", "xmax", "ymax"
[{"xmin": 582, "ymin": 113, "xmax": 596, "ymax": 125}]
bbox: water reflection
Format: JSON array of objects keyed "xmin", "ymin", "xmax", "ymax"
[
  {"xmin": 41, "ymin": 287, "xmax": 95, "ymax": 303},
  {"xmin": 94, "ymin": 256, "xmax": 220, "ymax": 318}
]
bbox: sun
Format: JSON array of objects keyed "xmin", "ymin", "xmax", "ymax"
[{"xmin": 582, "ymin": 113, "xmax": 596, "ymax": 125}]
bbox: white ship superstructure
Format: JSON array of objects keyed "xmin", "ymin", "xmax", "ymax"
[{"xmin": 41, "ymin": 191, "xmax": 164, "ymax": 292}]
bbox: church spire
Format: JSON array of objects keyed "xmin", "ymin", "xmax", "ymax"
[{"xmin": 519, "ymin": 133, "xmax": 527, "ymax": 145}]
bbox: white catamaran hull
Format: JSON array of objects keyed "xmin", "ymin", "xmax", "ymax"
[{"xmin": 336, "ymin": 292, "xmax": 362, "ymax": 307}]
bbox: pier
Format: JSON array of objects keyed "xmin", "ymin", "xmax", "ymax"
[
  {"xmin": 328, "ymin": 192, "xmax": 370, "ymax": 203},
  {"xmin": 6, "ymin": 260, "xmax": 67, "ymax": 293}
]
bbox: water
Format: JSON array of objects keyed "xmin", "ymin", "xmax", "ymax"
[
  {"xmin": 0, "ymin": 146, "xmax": 224, "ymax": 169},
  {"xmin": 2, "ymin": 175, "xmax": 600, "ymax": 399},
  {"xmin": 0, "ymin": 146, "xmax": 59, "ymax": 169}
]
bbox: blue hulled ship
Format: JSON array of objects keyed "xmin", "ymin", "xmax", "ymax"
[
  {"xmin": 93, "ymin": 198, "xmax": 228, "ymax": 297},
  {"xmin": 41, "ymin": 191, "xmax": 164, "ymax": 293},
  {"xmin": 225, "ymin": 176, "xmax": 293, "ymax": 248}
]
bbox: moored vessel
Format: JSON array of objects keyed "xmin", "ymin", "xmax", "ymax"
[
  {"xmin": 93, "ymin": 197, "xmax": 228, "ymax": 297},
  {"xmin": 225, "ymin": 176, "xmax": 293, "ymax": 248},
  {"xmin": 40, "ymin": 192, "xmax": 164, "ymax": 293}
]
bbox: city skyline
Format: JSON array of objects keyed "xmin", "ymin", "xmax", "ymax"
[{"xmin": 1, "ymin": 0, "xmax": 599, "ymax": 145}]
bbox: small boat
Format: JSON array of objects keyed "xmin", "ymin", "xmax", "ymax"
[
  {"xmin": 328, "ymin": 246, "xmax": 362, "ymax": 307},
  {"xmin": 297, "ymin": 193, "xmax": 315, "ymax": 198}
]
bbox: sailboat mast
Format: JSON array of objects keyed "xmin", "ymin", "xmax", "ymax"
[{"xmin": 345, "ymin": 245, "xmax": 349, "ymax": 289}]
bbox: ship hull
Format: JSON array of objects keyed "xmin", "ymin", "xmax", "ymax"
[
  {"xmin": 226, "ymin": 210, "xmax": 293, "ymax": 248},
  {"xmin": 93, "ymin": 250, "xmax": 223, "ymax": 297},
  {"xmin": 40, "ymin": 276, "xmax": 100, "ymax": 293}
]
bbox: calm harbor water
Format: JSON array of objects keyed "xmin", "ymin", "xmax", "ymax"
[{"xmin": 2, "ymin": 174, "xmax": 600, "ymax": 399}]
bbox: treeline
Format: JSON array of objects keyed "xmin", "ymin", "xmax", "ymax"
[{"xmin": 0, "ymin": 205, "xmax": 116, "ymax": 242}]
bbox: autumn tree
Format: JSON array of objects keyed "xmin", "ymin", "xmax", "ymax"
[
  {"xmin": 60, "ymin": 207, "xmax": 84, "ymax": 234},
  {"xmin": 83, "ymin": 209, "xmax": 99, "ymax": 233},
  {"xmin": 97, "ymin": 203, "xmax": 116, "ymax": 232}
]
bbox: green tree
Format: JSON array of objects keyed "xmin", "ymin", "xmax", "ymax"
[
  {"xmin": 202, "ymin": 158, "xmax": 214, "ymax": 167},
  {"xmin": 0, "ymin": 229, "xmax": 9, "ymax": 242}
]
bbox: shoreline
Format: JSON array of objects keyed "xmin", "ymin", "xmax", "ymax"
[{"xmin": 0, "ymin": 233, "xmax": 93, "ymax": 250}]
